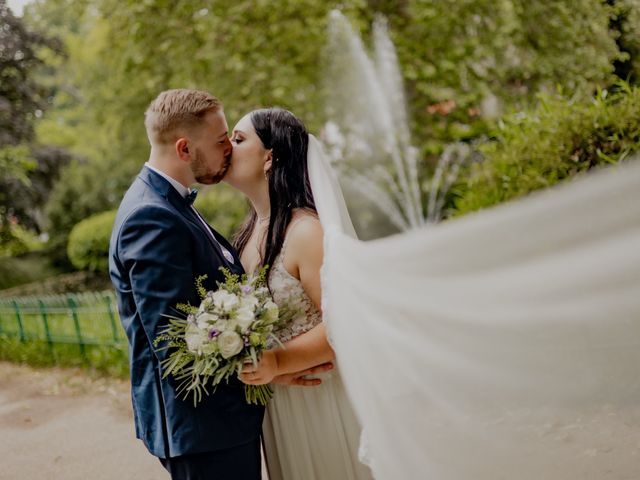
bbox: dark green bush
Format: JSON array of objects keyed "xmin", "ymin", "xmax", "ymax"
[
  {"xmin": 67, "ymin": 210, "xmax": 117, "ymax": 272},
  {"xmin": 452, "ymin": 83, "xmax": 640, "ymax": 215}
]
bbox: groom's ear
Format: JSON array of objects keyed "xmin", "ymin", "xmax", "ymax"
[{"xmin": 175, "ymin": 138, "xmax": 191, "ymax": 162}]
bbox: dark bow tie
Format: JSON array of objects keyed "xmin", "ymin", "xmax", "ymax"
[{"xmin": 185, "ymin": 189, "xmax": 198, "ymax": 205}]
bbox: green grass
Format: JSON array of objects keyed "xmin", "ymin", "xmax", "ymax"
[
  {"xmin": 0, "ymin": 291, "xmax": 123, "ymax": 341},
  {"xmin": 0, "ymin": 336, "xmax": 129, "ymax": 378},
  {"xmin": 0, "ymin": 290, "xmax": 129, "ymax": 377}
]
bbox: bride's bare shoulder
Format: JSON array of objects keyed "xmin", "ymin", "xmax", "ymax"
[
  {"xmin": 282, "ymin": 210, "xmax": 324, "ymax": 286},
  {"xmin": 284, "ymin": 210, "xmax": 324, "ymax": 264},
  {"xmin": 287, "ymin": 209, "xmax": 323, "ymax": 241}
]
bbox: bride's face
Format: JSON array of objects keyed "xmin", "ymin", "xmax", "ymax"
[{"xmin": 225, "ymin": 113, "xmax": 272, "ymax": 191}]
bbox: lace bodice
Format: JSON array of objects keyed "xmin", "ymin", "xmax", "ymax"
[{"xmin": 268, "ymin": 222, "xmax": 323, "ymax": 344}]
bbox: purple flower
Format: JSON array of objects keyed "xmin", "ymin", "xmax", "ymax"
[
  {"xmin": 241, "ymin": 285, "xmax": 253, "ymax": 295},
  {"xmin": 209, "ymin": 329, "xmax": 220, "ymax": 339}
]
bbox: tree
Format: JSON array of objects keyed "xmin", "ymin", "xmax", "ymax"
[
  {"xmin": 0, "ymin": 0, "xmax": 69, "ymax": 252},
  {"xmin": 0, "ymin": 0, "xmax": 51, "ymax": 144},
  {"xmin": 35, "ymin": 0, "xmax": 628, "ymax": 174},
  {"xmin": 22, "ymin": 0, "xmax": 640, "ymax": 261}
]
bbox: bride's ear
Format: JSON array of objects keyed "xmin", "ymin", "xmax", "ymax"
[{"xmin": 263, "ymin": 150, "xmax": 273, "ymax": 177}]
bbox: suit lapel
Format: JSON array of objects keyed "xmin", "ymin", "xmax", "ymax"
[
  {"xmin": 138, "ymin": 167, "xmax": 233, "ymax": 267},
  {"xmin": 210, "ymin": 227, "xmax": 243, "ymax": 269},
  {"xmin": 169, "ymin": 189, "xmax": 228, "ymax": 259}
]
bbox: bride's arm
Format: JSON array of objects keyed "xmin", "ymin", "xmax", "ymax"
[
  {"xmin": 272, "ymin": 322, "xmax": 335, "ymax": 374},
  {"xmin": 240, "ymin": 216, "xmax": 335, "ymax": 385}
]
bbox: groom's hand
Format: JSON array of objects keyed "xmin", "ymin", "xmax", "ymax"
[{"xmin": 271, "ymin": 362, "xmax": 334, "ymax": 387}]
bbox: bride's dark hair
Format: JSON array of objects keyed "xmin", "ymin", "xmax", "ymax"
[{"xmin": 233, "ymin": 107, "xmax": 316, "ymax": 273}]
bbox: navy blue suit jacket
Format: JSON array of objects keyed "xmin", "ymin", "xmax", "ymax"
[{"xmin": 109, "ymin": 166, "xmax": 264, "ymax": 458}]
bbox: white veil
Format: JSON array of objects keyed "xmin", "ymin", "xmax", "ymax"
[
  {"xmin": 308, "ymin": 133, "xmax": 640, "ymax": 480},
  {"xmin": 307, "ymin": 134, "xmax": 358, "ymax": 239}
]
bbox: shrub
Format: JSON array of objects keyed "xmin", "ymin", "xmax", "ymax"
[
  {"xmin": 67, "ymin": 210, "xmax": 117, "ymax": 272},
  {"xmin": 0, "ymin": 223, "xmax": 45, "ymax": 257},
  {"xmin": 452, "ymin": 83, "xmax": 640, "ymax": 216}
]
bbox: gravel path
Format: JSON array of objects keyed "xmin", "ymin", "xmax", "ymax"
[{"xmin": 0, "ymin": 362, "xmax": 271, "ymax": 479}]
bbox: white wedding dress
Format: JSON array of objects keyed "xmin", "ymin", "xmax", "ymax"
[
  {"xmin": 261, "ymin": 224, "xmax": 374, "ymax": 480},
  {"xmin": 306, "ymin": 133, "xmax": 640, "ymax": 480}
]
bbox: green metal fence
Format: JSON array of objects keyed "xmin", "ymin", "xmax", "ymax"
[{"xmin": 0, "ymin": 291, "xmax": 126, "ymax": 359}]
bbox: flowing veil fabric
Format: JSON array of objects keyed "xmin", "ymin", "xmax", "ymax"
[{"xmin": 308, "ymin": 135, "xmax": 640, "ymax": 479}]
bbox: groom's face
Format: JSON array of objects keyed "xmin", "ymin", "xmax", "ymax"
[{"xmin": 190, "ymin": 110, "xmax": 232, "ymax": 184}]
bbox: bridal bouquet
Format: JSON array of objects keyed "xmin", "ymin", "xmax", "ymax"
[{"xmin": 154, "ymin": 267, "xmax": 284, "ymax": 406}]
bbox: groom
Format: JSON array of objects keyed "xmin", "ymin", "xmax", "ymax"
[{"xmin": 109, "ymin": 89, "xmax": 330, "ymax": 479}]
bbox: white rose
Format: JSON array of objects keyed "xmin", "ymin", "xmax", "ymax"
[
  {"xmin": 255, "ymin": 287, "xmax": 269, "ymax": 297},
  {"xmin": 235, "ymin": 306, "xmax": 255, "ymax": 332},
  {"xmin": 217, "ymin": 331, "xmax": 244, "ymax": 359},
  {"xmin": 219, "ymin": 317, "xmax": 239, "ymax": 332},
  {"xmin": 264, "ymin": 300, "xmax": 279, "ymax": 322},
  {"xmin": 185, "ymin": 323, "xmax": 208, "ymax": 354},
  {"xmin": 212, "ymin": 290, "xmax": 239, "ymax": 311},
  {"xmin": 240, "ymin": 295, "xmax": 259, "ymax": 309},
  {"xmin": 196, "ymin": 312, "xmax": 219, "ymax": 330}
]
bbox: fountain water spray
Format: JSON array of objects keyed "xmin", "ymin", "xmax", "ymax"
[{"xmin": 323, "ymin": 11, "xmax": 473, "ymax": 236}]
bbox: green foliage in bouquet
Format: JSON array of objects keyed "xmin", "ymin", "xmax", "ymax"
[
  {"xmin": 452, "ymin": 82, "xmax": 640, "ymax": 215},
  {"xmin": 154, "ymin": 267, "xmax": 285, "ymax": 406}
]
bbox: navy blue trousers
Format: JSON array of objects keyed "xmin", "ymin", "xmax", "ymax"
[{"xmin": 159, "ymin": 437, "xmax": 262, "ymax": 480}]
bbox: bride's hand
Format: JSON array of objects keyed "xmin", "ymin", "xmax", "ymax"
[{"xmin": 239, "ymin": 350, "xmax": 279, "ymax": 385}]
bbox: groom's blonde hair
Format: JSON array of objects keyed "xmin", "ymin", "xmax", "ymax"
[{"xmin": 144, "ymin": 89, "xmax": 222, "ymax": 144}]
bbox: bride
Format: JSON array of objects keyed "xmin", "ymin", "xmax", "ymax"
[
  {"xmin": 225, "ymin": 106, "xmax": 640, "ymax": 480},
  {"xmin": 224, "ymin": 107, "xmax": 373, "ymax": 480}
]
